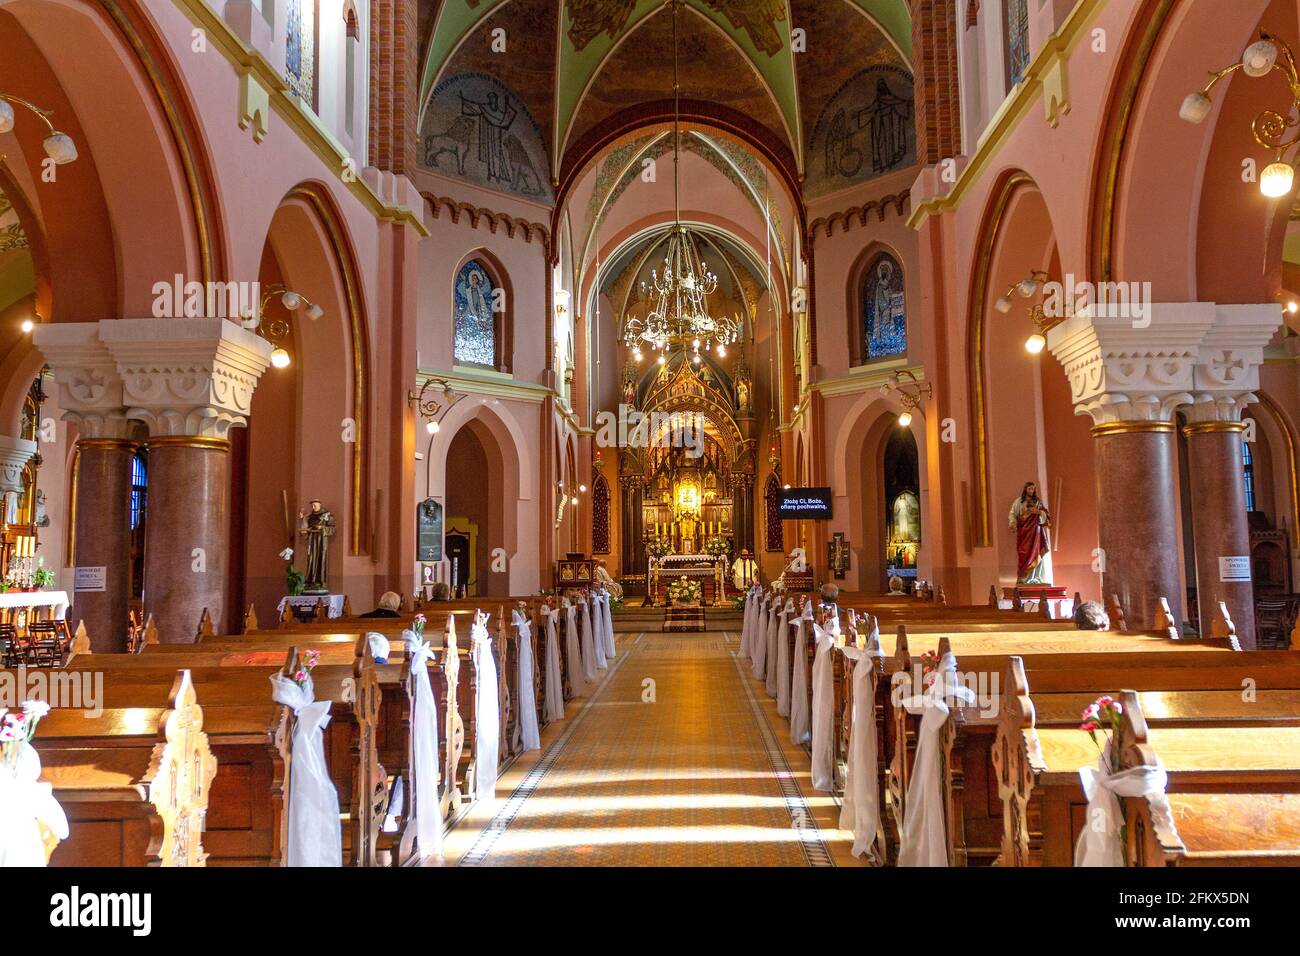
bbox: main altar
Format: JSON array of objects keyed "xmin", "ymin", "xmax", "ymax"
[{"xmin": 617, "ymin": 350, "xmax": 759, "ymax": 602}]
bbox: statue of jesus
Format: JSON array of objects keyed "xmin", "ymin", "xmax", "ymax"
[{"xmin": 1008, "ymin": 481, "xmax": 1052, "ymax": 585}]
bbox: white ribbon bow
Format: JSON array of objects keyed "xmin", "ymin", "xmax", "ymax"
[
  {"xmin": 400, "ymin": 628, "xmax": 443, "ymax": 859},
  {"xmin": 270, "ymin": 671, "xmax": 342, "ymax": 867},
  {"xmin": 366, "ymin": 631, "xmax": 390, "ymax": 664},
  {"xmin": 1074, "ymin": 759, "xmax": 1170, "ymax": 867},
  {"xmin": 0, "ymin": 741, "xmax": 69, "ymax": 867}
]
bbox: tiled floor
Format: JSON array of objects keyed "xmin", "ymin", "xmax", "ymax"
[{"xmin": 439, "ymin": 630, "xmax": 865, "ymax": 867}]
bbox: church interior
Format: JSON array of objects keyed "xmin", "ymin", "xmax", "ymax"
[{"xmin": 1, "ymin": 0, "xmax": 1300, "ymax": 882}]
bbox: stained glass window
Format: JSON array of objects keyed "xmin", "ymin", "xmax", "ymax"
[
  {"xmin": 1004, "ymin": 0, "xmax": 1030, "ymax": 89},
  {"xmin": 285, "ymin": 0, "xmax": 315, "ymax": 105},
  {"xmin": 862, "ymin": 252, "xmax": 907, "ymax": 360},
  {"xmin": 130, "ymin": 451, "xmax": 148, "ymax": 531},
  {"xmin": 453, "ymin": 259, "xmax": 498, "ymax": 367},
  {"xmin": 1243, "ymin": 441, "xmax": 1256, "ymax": 513},
  {"xmin": 592, "ymin": 474, "xmax": 611, "ymax": 554},
  {"xmin": 764, "ymin": 473, "xmax": 784, "ymax": 553}
]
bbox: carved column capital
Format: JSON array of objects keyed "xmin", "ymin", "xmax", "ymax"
[
  {"xmin": 98, "ymin": 317, "xmax": 275, "ymax": 439},
  {"xmin": 32, "ymin": 322, "xmax": 136, "ymax": 440}
]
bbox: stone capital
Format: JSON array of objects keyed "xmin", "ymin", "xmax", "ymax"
[
  {"xmin": 1046, "ymin": 302, "xmax": 1282, "ymax": 426},
  {"xmin": 0, "ymin": 435, "xmax": 37, "ymax": 496},
  {"xmin": 31, "ymin": 322, "xmax": 135, "ymax": 439},
  {"xmin": 98, "ymin": 317, "xmax": 274, "ymax": 439}
]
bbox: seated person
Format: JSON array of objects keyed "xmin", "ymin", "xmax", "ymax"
[
  {"xmin": 1073, "ymin": 600, "xmax": 1111, "ymax": 631},
  {"xmin": 887, "ymin": 575, "xmax": 907, "ymax": 595},
  {"xmin": 359, "ymin": 591, "xmax": 402, "ymax": 618},
  {"xmin": 819, "ymin": 582, "xmax": 840, "ymax": 607},
  {"xmin": 429, "ymin": 582, "xmax": 451, "ymax": 602}
]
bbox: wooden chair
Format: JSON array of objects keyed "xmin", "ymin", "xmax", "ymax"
[
  {"xmin": 0, "ymin": 622, "xmax": 23, "ymax": 667},
  {"xmin": 1256, "ymin": 596, "xmax": 1297, "ymax": 650},
  {"xmin": 26, "ymin": 620, "xmax": 65, "ymax": 667}
]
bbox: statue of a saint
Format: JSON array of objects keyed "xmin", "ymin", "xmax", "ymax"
[
  {"xmin": 298, "ymin": 499, "xmax": 336, "ymax": 594},
  {"xmin": 1008, "ymin": 481, "xmax": 1053, "ymax": 585}
]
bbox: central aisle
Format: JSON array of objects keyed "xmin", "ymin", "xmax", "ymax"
[{"xmin": 442, "ymin": 630, "xmax": 859, "ymax": 867}]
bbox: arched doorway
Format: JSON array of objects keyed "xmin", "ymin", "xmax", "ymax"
[{"xmin": 883, "ymin": 426, "xmax": 920, "ymax": 587}]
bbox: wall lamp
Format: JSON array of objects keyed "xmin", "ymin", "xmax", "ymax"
[
  {"xmin": 408, "ymin": 376, "xmax": 462, "ymax": 435},
  {"xmin": 880, "ymin": 369, "xmax": 932, "ymax": 428},
  {"xmin": 0, "ymin": 95, "xmax": 77, "ymax": 164},
  {"xmin": 1180, "ymin": 30, "xmax": 1300, "ymax": 197},
  {"xmin": 242, "ymin": 285, "xmax": 324, "ymax": 368},
  {"xmin": 994, "ymin": 270, "xmax": 1055, "ymax": 353}
]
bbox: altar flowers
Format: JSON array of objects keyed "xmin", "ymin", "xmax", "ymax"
[
  {"xmin": 401, "ymin": 627, "xmax": 444, "ymax": 861},
  {"xmin": 0, "ymin": 701, "xmax": 68, "ymax": 867},
  {"xmin": 270, "ymin": 652, "xmax": 342, "ymax": 866}
]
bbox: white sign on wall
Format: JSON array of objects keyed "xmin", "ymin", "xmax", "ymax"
[
  {"xmin": 1218, "ymin": 556, "xmax": 1252, "ymax": 583},
  {"xmin": 74, "ymin": 566, "xmax": 106, "ymax": 592}
]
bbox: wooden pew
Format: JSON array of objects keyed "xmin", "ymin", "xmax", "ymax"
[
  {"xmin": 30, "ymin": 670, "xmax": 219, "ymax": 866},
  {"xmin": 996, "ymin": 655, "xmax": 1300, "ymax": 866}
]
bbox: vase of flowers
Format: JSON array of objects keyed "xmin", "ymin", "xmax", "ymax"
[
  {"xmin": 646, "ymin": 536, "xmax": 673, "ymax": 561},
  {"xmin": 703, "ymin": 535, "xmax": 730, "ymax": 558},
  {"xmin": 666, "ymin": 575, "xmax": 702, "ymax": 607},
  {"xmin": 32, "ymin": 559, "xmax": 55, "ymax": 590}
]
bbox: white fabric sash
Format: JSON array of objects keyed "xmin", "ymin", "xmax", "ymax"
[
  {"xmin": 1074, "ymin": 759, "xmax": 1170, "ymax": 867},
  {"xmin": 401, "ymin": 629, "xmax": 444, "ymax": 860},
  {"xmin": 740, "ymin": 590, "xmax": 756, "ymax": 660},
  {"xmin": 271, "ymin": 672, "xmax": 342, "ymax": 866},
  {"xmin": 789, "ymin": 612, "xmax": 812, "ymax": 745},
  {"xmin": 0, "ymin": 741, "xmax": 68, "ymax": 867},
  {"xmin": 543, "ymin": 609, "xmax": 566, "ymax": 721},
  {"xmin": 600, "ymin": 590, "xmax": 617, "ymax": 658},
  {"xmin": 838, "ymin": 643, "xmax": 883, "ymax": 861},
  {"xmin": 367, "ymin": 631, "xmax": 390, "ymax": 664},
  {"xmin": 898, "ymin": 653, "xmax": 975, "ymax": 867},
  {"xmin": 779, "ymin": 603, "xmax": 810, "ymax": 717},
  {"xmin": 809, "ymin": 620, "xmax": 836, "ymax": 791},
  {"xmin": 580, "ymin": 599, "xmax": 600, "ymax": 679},
  {"xmin": 752, "ymin": 600, "xmax": 771, "ymax": 679},
  {"xmin": 471, "ymin": 616, "xmax": 500, "ymax": 802},
  {"xmin": 767, "ymin": 599, "xmax": 792, "ymax": 698},
  {"xmin": 591, "ymin": 595, "xmax": 608, "ymax": 670},
  {"xmin": 564, "ymin": 603, "xmax": 589, "ymax": 697},
  {"xmin": 512, "ymin": 611, "xmax": 541, "ymax": 752}
]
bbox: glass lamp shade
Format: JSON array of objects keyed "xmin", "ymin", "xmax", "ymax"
[
  {"xmin": 0, "ymin": 100, "xmax": 14, "ymax": 134},
  {"xmin": 304, "ymin": 302, "xmax": 324, "ymax": 320},
  {"xmin": 43, "ymin": 132, "xmax": 77, "ymax": 165},
  {"xmin": 994, "ymin": 294, "xmax": 1014, "ymax": 314},
  {"xmin": 1242, "ymin": 39, "xmax": 1279, "ymax": 77},
  {"xmin": 1179, "ymin": 91, "xmax": 1212, "ymax": 124},
  {"xmin": 897, "ymin": 410, "xmax": 913, "ymax": 428},
  {"xmin": 20, "ymin": 318, "xmax": 34, "ymax": 333},
  {"xmin": 270, "ymin": 347, "xmax": 291, "ymax": 368},
  {"xmin": 280, "ymin": 291, "xmax": 303, "ymax": 310},
  {"xmin": 1025, "ymin": 332, "xmax": 1048, "ymax": 354},
  {"xmin": 1261, "ymin": 161, "xmax": 1295, "ymax": 198},
  {"xmin": 1017, "ymin": 277, "xmax": 1040, "ymax": 297}
]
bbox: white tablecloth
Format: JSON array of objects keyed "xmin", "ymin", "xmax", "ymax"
[
  {"xmin": 277, "ymin": 594, "xmax": 346, "ymax": 619},
  {"xmin": 0, "ymin": 590, "xmax": 69, "ymax": 620}
]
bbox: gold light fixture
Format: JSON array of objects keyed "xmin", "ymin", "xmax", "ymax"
[
  {"xmin": 0, "ymin": 94, "xmax": 78, "ymax": 165},
  {"xmin": 242, "ymin": 284, "xmax": 324, "ymax": 368},
  {"xmin": 995, "ymin": 270, "xmax": 1055, "ymax": 352},
  {"xmin": 880, "ymin": 369, "xmax": 932, "ymax": 426},
  {"xmin": 408, "ymin": 376, "xmax": 462, "ymax": 436},
  {"xmin": 1181, "ymin": 30, "xmax": 1300, "ymax": 198},
  {"xmin": 620, "ymin": 0, "xmax": 741, "ymax": 360}
]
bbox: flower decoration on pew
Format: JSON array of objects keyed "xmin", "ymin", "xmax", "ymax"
[
  {"xmin": 1, "ymin": 700, "xmax": 52, "ymax": 766},
  {"xmin": 1080, "ymin": 695, "xmax": 1124, "ymax": 755},
  {"xmin": 292, "ymin": 649, "xmax": 321, "ymax": 690},
  {"xmin": 412, "ymin": 613, "xmax": 427, "ymax": 637},
  {"xmin": 919, "ymin": 649, "xmax": 942, "ymax": 686}
]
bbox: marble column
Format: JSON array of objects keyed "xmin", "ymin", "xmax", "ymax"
[
  {"xmin": 32, "ymin": 323, "xmax": 137, "ymax": 651},
  {"xmin": 101, "ymin": 318, "xmax": 272, "ymax": 642},
  {"xmin": 1048, "ymin": 304, "xmax": 1211, "ymax": 630},
  {"xmin": 1182, "ymin": 418, "xmax": 1254, "ymax": 645},
  {"xmin": 1090, "ymin": 422, "xmax": 1184, "ymax": 631},
  {"xmin": 71, "ymin": 431, "xmax": 137, "ymax": 651}
]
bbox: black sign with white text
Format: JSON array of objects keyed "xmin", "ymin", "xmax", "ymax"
[{"xmin": 777, "ymin": 487, "xmax": 833, "ymax": 520}]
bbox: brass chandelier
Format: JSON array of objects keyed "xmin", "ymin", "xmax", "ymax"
[{"xmin": 621, "ymin": 0, "xmax": 741, "ymax": 362}]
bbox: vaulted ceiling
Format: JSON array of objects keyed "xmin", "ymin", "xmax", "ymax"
[{"xmin": 416, "ymin": 0, "xmax": 912, "ymax": 197}]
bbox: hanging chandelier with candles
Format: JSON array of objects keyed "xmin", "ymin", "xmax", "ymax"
[{"xmin": 621, "ymin": 0, "xmax": 741, "ymax": 362}]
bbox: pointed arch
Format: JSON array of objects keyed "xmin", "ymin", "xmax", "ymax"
[
  {"xmin": 763, "ymin": 471, "xmax": 783, "ymax": 552},
  {"xmin": 592, "ymin": 472, "xmax": 611, "ymax": 554},
  {"xmin": 451, "ymin": 248, "xmax": 514, "ymax": 373}
]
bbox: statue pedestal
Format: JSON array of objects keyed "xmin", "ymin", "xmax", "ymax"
[{"xmin": 1002, "ymin": 585, "xmax": 1072, "ymax": 617}]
